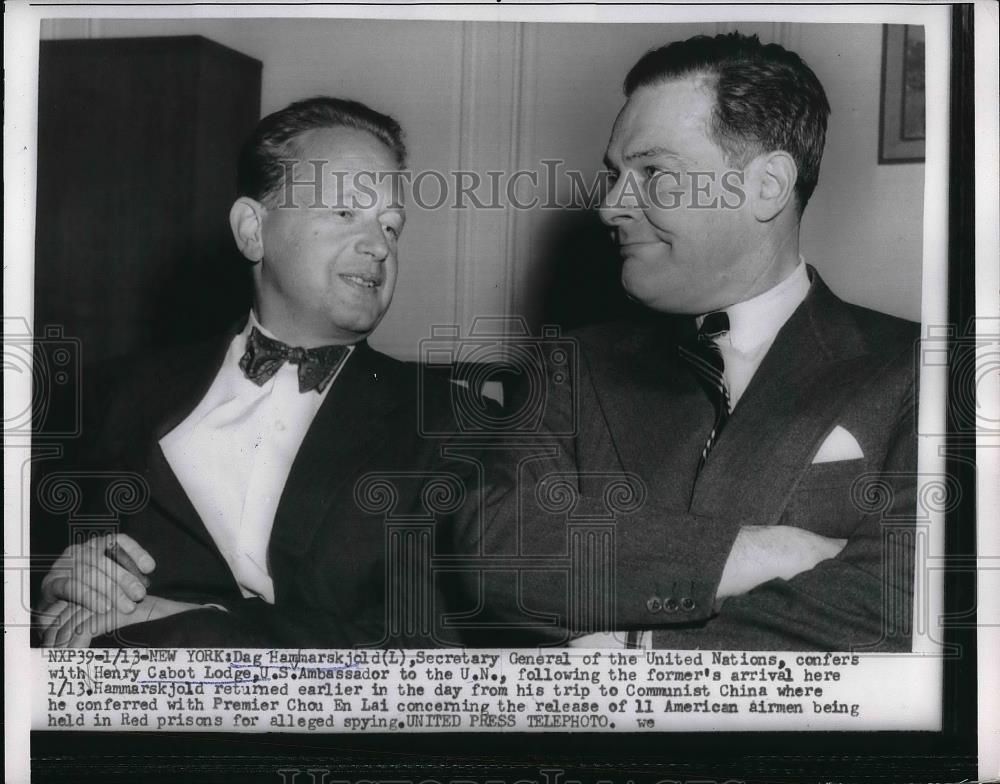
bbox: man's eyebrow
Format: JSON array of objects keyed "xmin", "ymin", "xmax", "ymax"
[{"xmin": 623, "ymin": 146, "xmax": 685, "ymax": 163}]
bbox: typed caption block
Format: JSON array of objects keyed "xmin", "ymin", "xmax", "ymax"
[{"xmin": 34, "ymin": 648, "xmax": 940, "ymax": 732}]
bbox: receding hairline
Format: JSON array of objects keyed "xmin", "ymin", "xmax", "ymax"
[
  {"xmin": 606, "ymin": 73, "xmax": 727, "ymax": 163},
  {"xmin": 628, "ymin": 68, "xmax": 718, "ymax": 96},
  {"xmin": 280, "ymin": 125, "xmax": 402, "ymax": 165}
]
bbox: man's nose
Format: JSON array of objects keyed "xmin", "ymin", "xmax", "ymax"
[
  {"xmin": 598, "ymin": 176, "xmax": 638, "ymax": 227},
  {"xmin": 355, "ymin": 221, "xmax": 389, "ymax": 261}
]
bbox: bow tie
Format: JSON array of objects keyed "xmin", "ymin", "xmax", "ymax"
[{"xmin": 238, "ymin": 327, "xmax": 350, "ymax": 393}]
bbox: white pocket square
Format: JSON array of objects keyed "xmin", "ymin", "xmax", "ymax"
[{"xmin": 812, "ymin": 425, "xmax": 864, "ymax": 463}]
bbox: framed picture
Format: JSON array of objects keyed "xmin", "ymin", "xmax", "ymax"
[{"xmin": 880, "ymin": 24, "xmax": 927, "ymax": 163}]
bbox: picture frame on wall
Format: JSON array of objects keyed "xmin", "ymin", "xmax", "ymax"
[{"xmin": 880, "ymin": 23, "xmax": 927, "ymax": 163}]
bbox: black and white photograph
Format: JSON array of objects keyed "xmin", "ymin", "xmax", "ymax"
[{"xmin": 4, "ymin": 2, "xmax": 996, "ymax": 783}]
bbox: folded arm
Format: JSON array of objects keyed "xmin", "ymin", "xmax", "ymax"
[{"xmin": 651, "ymin": 395, "xmax": 916, "ymax": 651}]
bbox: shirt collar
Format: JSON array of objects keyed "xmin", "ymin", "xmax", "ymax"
[
  {"xmin": 699, "ymin": 259, "xmax": 810, "ymax": 355},
  {"xmin": 243, "ymin": 309, "xmax": 273, "ymax": 341},
  {"xmin": 226, "ymin": 311, "xmax": 273, "ymax": 379}
]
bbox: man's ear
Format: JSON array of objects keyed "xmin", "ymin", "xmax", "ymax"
[
  {"xmin": 748, "ymin": 151, "xmax": 797, "ymax": 222},
  {"xmin": 229, "ymin": 197, "xmax": 266, "ymax": 263}
]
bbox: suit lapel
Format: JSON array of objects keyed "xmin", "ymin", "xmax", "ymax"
[
  {"xmin": 585, "ymin": 321, "xmax": 716, "ymax": 509},
  {"xmin": 269, "ymin": 342, "xmax": 406, "ymax": 561},
  {"xmin": 122, "ymin": 332, "xmax": 235, "ymax": 560},
  {"xmin": 691, "ymin": 271, "xmax": 872, "ymax": 519}
]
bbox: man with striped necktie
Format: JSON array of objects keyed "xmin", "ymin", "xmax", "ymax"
[{"xmin": 490, "ymin": 32, "xmax": 918, "ymax": 652}]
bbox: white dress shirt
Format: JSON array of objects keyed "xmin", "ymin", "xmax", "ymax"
[
  {"xmin": 158, "ymin": 313, "xmax": 353, "ymax": 603},
  {"xmin": 698, "ymin": 260, "xmax": 810, "ymax": 411}
]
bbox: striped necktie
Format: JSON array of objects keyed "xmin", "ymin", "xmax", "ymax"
[{"xmin": 678, "ymin": 311, "xmax": 731, "ymax": 473}]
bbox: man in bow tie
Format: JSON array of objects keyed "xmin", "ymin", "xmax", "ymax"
[
  {"xmin": 482, "ymin": 32, "xmax": 918, "ymax": 651},
  {"xmin": 36, "ymin": 97, "xmax": 470, "ymax": 647}
]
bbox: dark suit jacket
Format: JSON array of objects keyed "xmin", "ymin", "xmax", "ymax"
[
  {"xmin": 471, "ymin": 269, "xmax": 918, "ymax": 651},
  {"xmin": 72, "ymin": 330, "xmax": 474, "ymax": 647}
]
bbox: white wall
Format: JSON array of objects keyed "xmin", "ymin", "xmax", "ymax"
[{"xmin": 42, "ymin": 18, "xmax": 926, "ymax": 358}]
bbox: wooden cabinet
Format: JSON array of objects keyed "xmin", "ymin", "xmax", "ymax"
[{"xmin": 35, "ymin": 36, "xmax": 262, "ymax": 365}]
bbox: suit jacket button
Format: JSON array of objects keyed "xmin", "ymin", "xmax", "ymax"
[
  {"xmin": 646, "ymin": 596, "xmax": 662, "ymax": 613},
  {"xmin": 663, "ymin": 597, "xmax": 679, "ymax": 613},
  {"xmin": 680, "ymin": 597, "xmax": 696, "ymax": 612}
]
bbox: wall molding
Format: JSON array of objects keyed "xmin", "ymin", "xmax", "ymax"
[{"xmin": 451, "ymin": 21, "xmax": 528, "ymax": 337}]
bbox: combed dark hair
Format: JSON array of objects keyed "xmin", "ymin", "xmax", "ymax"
[
  {"xmin": 625, "ymin": 33, "xmax": 831, "ymax": 212},
  {"xmin": 237, "ymin": 96, "xmax": 406, "ymax": 206}
]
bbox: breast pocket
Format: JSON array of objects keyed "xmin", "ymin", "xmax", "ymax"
[{"xmin": 779, "ymin": 459, "xmax": 870, "ymax": 538}]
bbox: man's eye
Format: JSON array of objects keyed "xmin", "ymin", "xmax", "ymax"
[
  {"xmin": 332, "ymin": 209, "xmax": 354, "ymax": 220},
  {"xmin": 383, "ymin": 224, "xmax": 399, "ymax": 238}
]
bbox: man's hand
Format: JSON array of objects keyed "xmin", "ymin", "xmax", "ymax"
[
  {"xmin": 40, "ymin": 594, "xmax": 201, "ymax": 648},
  {"xmin": 716, "ymin": 525, "xmax": 847, "ymax": 603},
  {"xmin": 36, "ymin": 533, "xmax": 156, "ymax": 637}
]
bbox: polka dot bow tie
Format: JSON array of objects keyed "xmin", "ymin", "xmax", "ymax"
[{"xmin": 238, "ymin": 327, "xmax": 350, "ymax": 394}]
